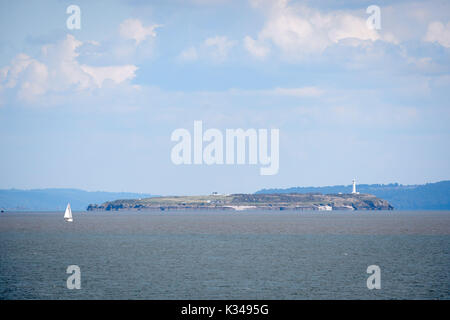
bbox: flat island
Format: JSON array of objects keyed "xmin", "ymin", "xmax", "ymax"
[{"xmin": 87, "ymin": 193, "xmax": 393, "ymax": 211}]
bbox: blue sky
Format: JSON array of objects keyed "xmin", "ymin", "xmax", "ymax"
[{"xmin": 0, "ymin": 0, "xmax": 449, "ymax": 195}]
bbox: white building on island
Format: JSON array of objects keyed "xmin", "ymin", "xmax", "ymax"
[{"xmin": 352, "ymin": 179, "xmax": 360, "ymax": 194}]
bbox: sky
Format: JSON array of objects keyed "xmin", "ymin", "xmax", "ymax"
[{"xmin": 0, "ymin": 0, "xmax": 449, "ymax": 195}]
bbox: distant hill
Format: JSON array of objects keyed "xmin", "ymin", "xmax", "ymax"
[
  {"xmin": 256, "ymin": 181, "xmax": 450, "ymax": 210},
  {"xmin": 2, "ymin": 181, "xmax": 449, "ymax": 211},
  {"xmin": 0, "ymin": 189, "xmax": 155, "ymax": 211}
]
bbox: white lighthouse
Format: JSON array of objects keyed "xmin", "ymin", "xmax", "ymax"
[{"xmin": 352, "ymin": 179, "xmax": 359, "ymax": 194}]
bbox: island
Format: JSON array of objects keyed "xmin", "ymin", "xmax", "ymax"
[{"xmin": 86, "ymin": 193, "xmax": 394, "ymax": 211}]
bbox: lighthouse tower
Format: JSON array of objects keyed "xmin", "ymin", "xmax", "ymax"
[{"xmin": 352, "ymin": 179, "xmax": 359, "ymax": 194}]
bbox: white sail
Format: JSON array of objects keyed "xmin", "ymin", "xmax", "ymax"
[{"xmin": 64, "ymin": 203, "xmax": 73, "ymax": 222}]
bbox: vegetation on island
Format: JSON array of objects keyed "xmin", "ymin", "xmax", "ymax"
[{"xmin": 87, "ymin": 193, "xmax": 393, "ymax": 211}]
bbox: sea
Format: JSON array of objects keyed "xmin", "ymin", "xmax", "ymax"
[{"xmin": 0, "ymin": 210, "xmax": 449, "ymax": 299}]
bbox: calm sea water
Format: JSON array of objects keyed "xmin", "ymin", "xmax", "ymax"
[{"xmin": 0, "ymin": 210, "xmax": 449, "ymax": 299}]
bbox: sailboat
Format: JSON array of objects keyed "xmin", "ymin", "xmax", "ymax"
[{"xmin": 64, "ymin": 203, "xmax": 73, "ymax": 222}]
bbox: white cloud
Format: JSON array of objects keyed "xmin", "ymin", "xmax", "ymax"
[
  {"xmin": 0, "ymin": 54, "xmax": 49, "ymax": 101},
  {"xmin": 243, "ymin": 36, "xmax": 270, "ymax": 59},
  {"xmin": 204, "ymin": 36, "xmax": 236, "ymax": 61},
  {"xmin": 328, "ymin": 13, "xmax": 379, "ymax": 43},
  {"xmin": 80, "ymin": 65, "xmax": 138, "ymax": 87},
  {"xmin": 190, "ymin": 0, "xmax": 230, "ymax": 4},
  {"xmin": 41, "ymin": 34, "xmax": 91, "ymax": 91},
  {"xmin": 1, "ymin": 54, "xmax": 35, "ymax": 89},
  {"xmin": 178, "ymin": 46, "xmax": 198, "ymax": 62},
  {"xmin": 245, "ymin": 1, "xmax": 382, "ymax": 59},
  {"xmin": 179, "ymin": 36, "xmax": 236, "ymax": 63},
  {"xmin": 17, "ymin": 59, "xmax": 48, "ymax": 100},
  {"xmin": 225, "ymin": 86, "xmax": 325, "ymax": 98},
  {"xmin": 0, "ymin": 35, "xmax": 138, "ymax": 102},
  {"xmin": 381, "ymin": 32, "xmax": 399, "ymax": 45},
  {"xmin": 271, "ymin": 86, "xmax": 324, "ymax": 97},
  {"xmin": 86, "ymin": 40, "xmax": 100, "ymax": 46},
  {"xmin": 424, "ymin": 21, "xmax": 450, "ymax": 47},
  {"xmin": 119, "ymin": 19, "xmax": 161, "ymax": 45}
]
